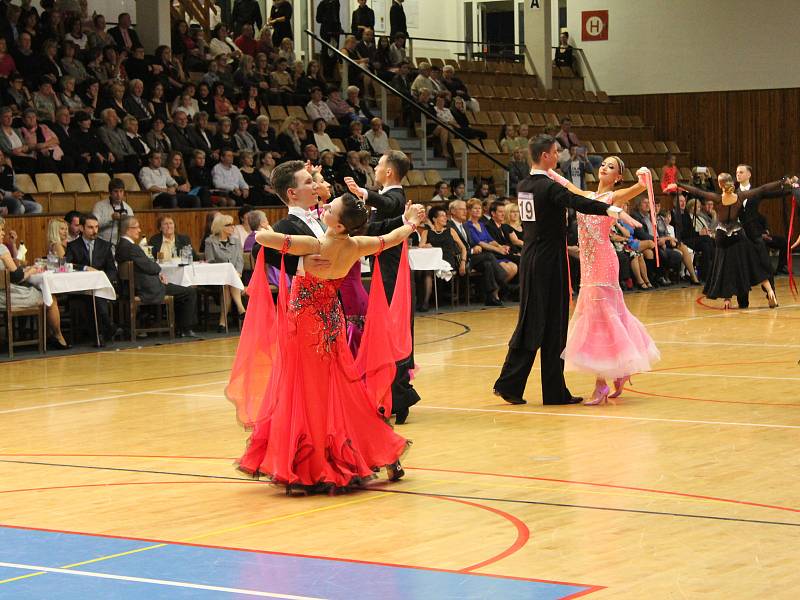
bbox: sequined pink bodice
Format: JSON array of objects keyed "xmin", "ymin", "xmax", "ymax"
[{"xmin": 576, "ymin": 192, "xmax": 619, "ymax": 287}]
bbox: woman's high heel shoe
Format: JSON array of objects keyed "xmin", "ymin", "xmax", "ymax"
[
  {"xmin": 767, "ymin": 290, "xmax": 778, "ymax": 308},
  {"xmin": 584, "ymin": 384, "xmax": 610, "ymax": 406},
  {"xmin": 609, "ymin": 376, "xmax": 632, "ymax": 399},
  {"xmin": 723, "ymin": 299, "xmax": 732, "ymax": 310}
]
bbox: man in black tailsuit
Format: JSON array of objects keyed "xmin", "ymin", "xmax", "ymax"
[
  {"xmin": 346, "ymin": 150, "xmax": 419, "ymax": 424},
  {"xmin": 493, "ymin": 134, "xmax": 642, "ymax": 406}
]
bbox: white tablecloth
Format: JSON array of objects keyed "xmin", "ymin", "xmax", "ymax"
[
  {"xmin": 28, "ymin": 270, "xmax": 116, "ymax": 307},
  {"xmin": 360, "ymin": 248, "xmax": 453, "ymax": 280},
  {"xmin": 160, "ymin": 261, "xmax": 244, "ymax": 290}
]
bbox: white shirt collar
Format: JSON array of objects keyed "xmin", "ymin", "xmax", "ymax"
[
  {"xmin": 379, "ymin": 184, "xmax": 403, "ymax": 194},
  {"xmin": 740, "ymin": 182, "xmax": 751, "ymax": 191},
  {"xmin": 288, "ymin": 205, "xmax": 314, "ymax": 219},
  {"xmin": 530, "ymin": 169, "xmax": 549, "ymax": 176},
  {"xmin": 122, "ymin": 236, "xmax": 134, "ymax": 244}
]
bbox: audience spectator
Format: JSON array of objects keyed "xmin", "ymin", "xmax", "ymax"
[
  {"xmin": 0, "ymin": 148, "xmax": 41, "ymax": 214},
  {"xmin": 441, "ymin": 65, "xmax": 479, "ymax": 112},
  {"xmin": 269, "ymin": 57, "xmax": 295, "ymax": 105},
  {"xmin": 389, "ymin": 0, "xmax": 407, "ymax": 39},
  {"xmin": 508, "ymin": 148, "xmax": 528, "ymax": 196},
  {"xmin": 296, "ymin": 59, "xmax": 327, "ymax": 99},
  {"xmin": 560, "ymin": 146, "xmax": 591, "ymax": 190},
  {"xmin": 47, "ymin": 216, "xmax": 68, "ymax": 258},
  {"xmin": 116, "ymin": 215, "xmax": 199, "ymax": 338},
  {"xmin": 388, "ymin": 33, "xmax": 406, "ymax": 68},
  {"xmin": 268, "ymin": 0, "xmax": 293, "ymax": 48},
  {"xmin": 430, "ymin": 181, "xmax": 450, "ymax": 205},
  {"xmin": 276, "ymin": 116, "xmax": 304, "ymax": 161},
  {"xmin": 212, "ymin": 148, "xmax": 250, "ymax": 204},
  {"xmin": 337, "ymin": 150, "xmax": 366, "ymax": 188},
  {"xmin": 317, "ymin": 0, "xmax": 343, "ymax": 78},
  {"xmin": 122, "ymin": 115, "xmax": 150, "ymax": 156},
  {"xmin": 251, "ymin": 114, "xmax": 276, "ymax": 153},
  {"xmin": 97, "ymin": 108, "xmax": 140, "ymax": 173},
  {"xmin": 204, "ymin": 212, "xmax": 246, "ymax": 330},
  {"xmin": 351, "ymin": 0, "xmax": 375, "ymax": 39},
  {"xmin": 0, "ymin": 215, "xmax": 69, "ymax": 348},
  {"xmin": 484, "ymin": 200, "xmax": 519, "ymax": 265},
  {"xmin": 503, "ymin": 202, "xmax": 524, "ymax": 254},
  {"xmin": 661, "ymin": 153, "xmax": 679, "ymax": 193},
  {"xmin": 448, "ymin": 198, "xmax": 507, "ymax": 306},
  {"xmin": 139, "ymin": 151, "xmax": 200, "ymax": 209},
  {"xmin": 417, "ymin": 204, "xmax": 466, "ymax": 311},
  {"xmin": 64, "ymin": 210, "xmax": 82, "ymax": 243},
  {"xmin": 555, "ymin": 116, "xmax": 601, "ymax": 170},
  {"xmin": 234, "ymin": 23, "xmax": 259, "ymax": 56},
  {"xmin": 364, "ymin": 117, "xmax": 390, "ymax": 155},
  {"xmin": 150, "ymin": 214, "xmax": 194, "ymax": 261},
  {"xmin": 449, "ymin": 95, "xmax": 486, "ymax": 140},
  {"xmin": 20, "ymin": 108, "xmax": 64, "ymax": 172},
  {"xmin": 167, "ymin": 149, "xmax": 211, "ymax": 207},
  {"xmin": 243, "ymin": 209, "xmax": 267, "ymax": 252},
  {"xmin": 232, "ymin": 0, "xmax": 263, "ymax": 35},
  {"xmin": 358, "ymin": 150, "xmax": 376, "ymax": 189},
  {"xmin": 65, "ymin": 212, "xmax": 118, "ymax": 345},
  {"xmin": 93, "ymin": 177, "xmax": 133, "ymax": 246},
  {"xmin": 108, "ymin": 11, "xmax": 141, "ymax": 52},
  {"xmin": 234, "ymin": 114, "xmax": 258, "ymax": 153},
  {"xmin": 554, "ymin": 31, "xmax": 574, "ymax": 70}
]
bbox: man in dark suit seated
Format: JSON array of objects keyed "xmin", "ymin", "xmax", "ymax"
[
  {"xmin": 108, "ymin": 12, "xmax": 142, "ymax": 53},
  {"xmin": 115, "ymin": 215, "xmax": 199, "ymax": 338},
  {"xmin": 65, "ymin": 213, "xmax": 120, "ymax": 347}
]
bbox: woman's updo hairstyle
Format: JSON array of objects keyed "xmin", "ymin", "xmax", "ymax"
[
  {"xmin": 718, "ymin": 172, "xmax": 735, "ymax": 194},
  {"xmin": 607, "ymin": 155, "xmax": 625, "ymax": 186},
  {"xmin": 339, "ymin": 192, "xmax": 370, "ymax": 235}
]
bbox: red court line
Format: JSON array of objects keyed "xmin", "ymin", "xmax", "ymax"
[
  {"xmin": 407, "ymin": 467, "xmax": 800, "ymax": 514},
  {"xmin": 695, "ymin": 296, "xmax": 727, "ymax": 311},
  {"xmin": 3, "ymin": 453, "xmax": 797, "ymax": 515},
  {"xmin": 0, "ymin": 480, "xmax": 532, "ymax": 576},
  {"xmin": 625, "ymin": 386, "xmax": 800, "ymax": 407},
  {"xmin": 0, "ymin": 519, "xmax": 603, "ymax": 593}
]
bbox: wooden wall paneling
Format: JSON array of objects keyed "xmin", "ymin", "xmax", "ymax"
[{"xmin": 619, "ymin": 88, "xmax": 800, "ymax": 236}]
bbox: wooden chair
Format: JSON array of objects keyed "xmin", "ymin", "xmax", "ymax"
[
  {"xmin": 287, "ymin": 106, "xmax": 308, "ymax": 121},
  {"xmin": 606, "ymin": 115, "xmax": 622, "ymax": 127},
  {"xmin": 629, "ymin": 115, "xmax": 644, "ymax": 127},
  {"xmin": 617, "ymin": 115, "xmax": 633, "ymax": 128},
  {"xmin": 268, "ymin": 105, "xmax": 289, "ymax": 122},
  {"xmin": 530, "ymin": 113, "xmax": 546, "ymax": 127},
  {"xmin": 593, "ymin": 140, "xmax": 608, "ymax": 154},
  {"xmin": 582, "ymin": 114, "xmax": 597, "ymax": 127},
  {"xmin": 666, "ymin": 141, "xmax": 681, "ymax": 154},
  {"xmin": 630, "ymin": 140, "xmax": 646, "ymax": 153},
  {"xmin": 502, "ymin": 111, "xmax": 520, "ymax": 125},
  {"xmin": 406, "ymin": 170, "xmax": 427, "ymax": 187},
  {"xmin": 118, "ymin": 261, "xmax": 175, "ymax": 341},
  {"xmin": 424, "ymin": 169, "xmax": 442, "ymax": 186},
  {"xmin": 594, "ymin": 114, "xmax": 609, "ymax": 128},
  {"xmin": 597, "ymin": 91, "xmax": 610, "ymax": 103},
  {"xmin": 653, "ymin": 141, "xmax": 669, "ymax": 154},
  {"xmin": 88, "ymin": 172, "xmax": 111, "ymax": 192},
  {"xmin": 387, "ymin": 137, "xmax": 401, "ymax": 151},
  {"xmin": 618, "ymin": 141, "xmax": 634, "ymax": 154},
  {"xmin": 1, "ymin": 270, "xmax": 46, "ymax": 359},
  {"xmin": 605, "ymin": 140, "xmax": 622, "ymax": 154},
  {"xmin": 679, "ymin": 167, "xmax": 693, "ymax": 181},
  {"xmin": 115, "ymin": 173, "xmax": 141, "ymax": 192},
  {"xmin": 641, "ymin": 141, "xmax": 658, "ymax": 154},
  {"xmin": 62, "ymin": 173, "xmax": 91, "ymax": 193}
]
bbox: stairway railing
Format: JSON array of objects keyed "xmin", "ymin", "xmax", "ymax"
[
  {"xmin": 171, "ymin": 0, "xmax": 219, "ymax": 38},
  {"xmin": 305, "ymin": 29, "xmax": 509, "ymax": 193}
]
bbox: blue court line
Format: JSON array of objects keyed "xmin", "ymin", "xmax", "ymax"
[{"xmin": 0, "ymin": 526, "xmax": 599, "ymax": 599}]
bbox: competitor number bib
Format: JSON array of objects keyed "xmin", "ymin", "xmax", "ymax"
[{"xmin": 518, "ymin": 192, "xmax": 536, "ymax": 221}]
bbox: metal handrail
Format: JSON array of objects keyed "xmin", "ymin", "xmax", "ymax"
[
  {"xmin": 304, "ymin": 28, "xmax": 509, "ymax": 179},
  {"xmin": 551, "ymin": 45, "xmax": 600, "ymax": 92}
]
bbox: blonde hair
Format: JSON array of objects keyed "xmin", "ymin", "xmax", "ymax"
[
  {"xmin": 211, "ymin": 213, "xmax": 233, "ymax": 236},
  {"xmin": 47, "ymin": 218, "xmax": 66, "ymax": 245},
  {"xmin": 466, "ymin": 198, "xmax": 482, "ymax": 212},
  {"xmin": 280, "ymin": 116, "xmax": 299, "ymax": 136},
  {"xmin": 718, "ymin": 172, "xmax": 735, "ymax": 194},
  {"xmin": 507, "ymin": 202, "xmax": 521, "ymax": 226}
]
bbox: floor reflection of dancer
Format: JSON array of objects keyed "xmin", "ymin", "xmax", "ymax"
[
  {"xmin": 679, "ymin": 174, "xmax": 796, "ymax": 310},
  {"xmin": 493, "ymin": 135, "xmax": 643, "ymax": 406},
  {"xmin": 228, "ymin": 193, "xmax": 425, "ymax": 495},
  {"xmin": 549, "ymin": 157, "xmax": 660, "ymax": 404}
]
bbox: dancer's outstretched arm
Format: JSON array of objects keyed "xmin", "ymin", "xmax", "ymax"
[
  {"xmin": 547, "ymin": 168, "xmax": 647, "ymax": 205},
  {"xmin": 740, "ymin": 177, "xmax": 797, "ymax": 204},
  {"xmin": 255, "ymin": 228, "xmax": 322, "ymax": 256},
  {"xmin": 678, "ymin": 183, "xmax": 720, "ymax": 203},
  {"xmin": 353, "ymin": 203, "xmax": 425, "ymax": 256}
]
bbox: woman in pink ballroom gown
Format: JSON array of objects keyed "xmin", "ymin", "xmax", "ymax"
[{"xmin": 549, "ymin": 157, "xmax": 660, "ymax": 404}]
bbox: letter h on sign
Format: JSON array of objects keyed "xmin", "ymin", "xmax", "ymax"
[{"xmin": 581, "ymin": 10, "xmax": 609, "ymax": 41}]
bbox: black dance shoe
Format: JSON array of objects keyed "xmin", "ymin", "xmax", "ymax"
[
  {"xmin": 544, "ymin": 396, "xmax": 584, "ymax": 405},
  {"xmin": 387, "ymin": 462, "xmax": 405, "ymax": 482},
  {"xmin": 494, "ymin": 389, "xmax": 526, "ymax": 405},
  {"xmin": 394, "ymin": 406, "xmax": 410, "ymax": 424}
]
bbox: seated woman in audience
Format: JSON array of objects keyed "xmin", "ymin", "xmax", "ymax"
[
  {"xmin": 503, "ymin": 201, "xmax": 525, "ymax": 254},
  {"xmin": 153, "ymin": 45, "xmax": 187, "ymax": 101},
  {"xmin": 320, "ymin": 150, "xmax": 337, "ymax": 189},
  {"xmin": 144, "ymin": 116, "xmax": 173, "ymax": 155},
  {"xmin": 428, "ymin": 91, "xmax": 452, "ymax": 160},
  {"xmin": 241, "ymin": 150, "xmax": 282, "ymax": 205},
  {"xmin": 150, "ymin": 214, "xmax": 195, "ymax": 261},
  {"xmin": 195, "ymin": 82, "xmax": 214, "ymax": 117},
  {"xmin": 189, "ymin": 150, "xmax": 234, "ymax": 207},
  {"xmin": 449, "ymin": 96, "xmax": 487, "ymax": 140},
  {"xmin": 612, "ymin": 200, "xmax": 652, "ymax": 290},
  {"xmin": 234, "ymin": 115, "xmax": 258, "ymax": 153},
  {"xmin": 0, "ymin": 216, "xmax": 68, "ymax": 349},
  {"xmin": 0, "ymin": 36, "xmax": 17, "ymax": 79},
  {"xmin": 312, "ymin": 118, "xmax": 341, "ymax": 157},
  {"xmin": 88, "ymin": 13, "xmax": 113, "ymax": 49},
  {"xmin": 237, "ymin": 84, "xmax": 265, "ymax": 121},
  {"xmin": 3, "ymin": 73, "xmax": 32, "ymax": 117},
  {"xmin": 431, "ymin": 181, "xmax": 450, "ymax": 205},
  {"xmin": 0, "ymin": 107, "xmax": 36, "ymax": 174},
  {"xmin": 344, "ymin": 120, "xmax": 374, "ymax": 157},
  {"xmin": 465, "ymin": 198, "xmax": 517, "ymax": 284},
  {"xmin": 269, "ymin": 58, "xmax": 296, "ymax": 106},
  {"xmin": 212, "ymin": 82, "xmax": 235, "ymax": 121},
  {"xmin": 79, "ymin": 77, "xmax": 100, "ymax": 117},
  {"xmin": 296, "ymin": 59, "xmax": 326, "ymax": 99},
  {"xmin": 242, "ymin": 209, "xmax": 268, "ymax": 254},
  {"xmin": 209, "ymin": 24, "xmax": 242, "ymax": 63},
  {"xmin": 59, "ymin": 75, "xmax": 86, "ymax": 115},
  {"xmin": 358, "ymin": 150, "xmax": 376, "ymax": 189},
  {"xmin": 276, "ymin": 116, "xmax": 304, "ymax": 161},
  {"xmin": 167, "ymin": 150, "xmax": 211, "ymax": 207},
  {"xmin": 246, "ymin": 118, "xmax": 274, "ymax": 157},
  {"xmin": 149, "ymin": 82, "xmax": 172, "ymax": 125},
  {"xmin": 211, "ymin": 116, "xmax": 239, "ymax": 156},
  {"xmin": 59, "ymin": 41, "xmax": 88, "ymax": 84},
  {"xmin": 499, "ymin": 124, "xmax": 526, "ymax": 154},
  {"xmin": 417, "ymin": 205, "xmax": 467, "ymax": 311},
  {"xmin": 32, "ymin": 80, "xmax": 60, "ymax": 123},
  {"xmin": 47, "ymin": 217, "xmax": 68, "ymax": 259},
  {"xmin": 204, "ymin": 213, "xmax": 246, "ymax": 331}
]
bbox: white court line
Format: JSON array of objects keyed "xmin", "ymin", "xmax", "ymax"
[
  {"xmin": 653, "ymin": 339, "xmax": 800, "ymax": 349},
  {"xmin": 420, "ymin": 362, "xmax": 800, "ymax": 383},
  {"xmin": 144, "ymin": 392, "xmax": 225, "ymax": 399},
  {"xmin": 414, "ymin": 405, "xmax": 800, "ymax": 430},
  {"xmin": 0, "ymin": 380, "xmax": 228, "ymax": 415},
  {"xmin": 0, "ymin": 562, "xmax": 325, "ymax": 599}
]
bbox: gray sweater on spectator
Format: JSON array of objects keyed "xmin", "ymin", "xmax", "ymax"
[{"xmin": 204, "ymin": 235, "xmax": 244, "ymax": 274}]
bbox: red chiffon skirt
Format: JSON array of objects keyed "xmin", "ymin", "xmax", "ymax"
[{"xmin": 227, "ymin": 244, "xmax": 412, "ymax": 489}]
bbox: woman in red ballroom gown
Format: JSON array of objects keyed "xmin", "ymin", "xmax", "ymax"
[{"xmin": 226, "ymin": 193, "xmax": 424, "ymax": 494}]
